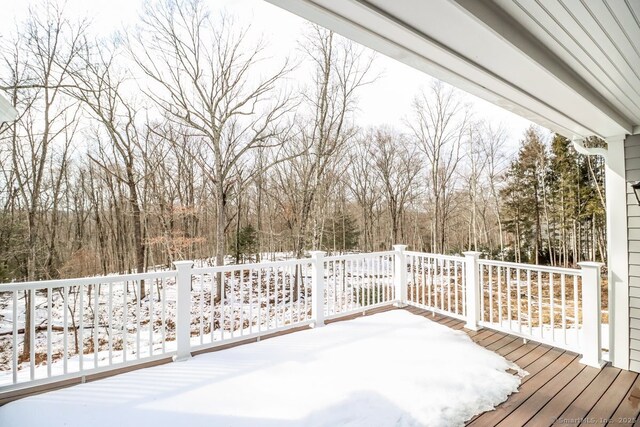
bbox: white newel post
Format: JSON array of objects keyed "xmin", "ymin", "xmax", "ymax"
[
  {"xmin": 574, "ymin": 135, "xmax": 628, "ymax": 369},
  {"xmin": 463, "ymin": 251, "xmax": 481, "ymax": 331},
  {"xmin": 310, "ymin": 251, "xmax": 326, "ymax": 327},
  {"xmin": 393, "ymin": 245, "xmax": 408, "ymax": 307},
  {"xmin": 604, "ymin": 136, "xmax": 629, "ymax": 370},
  {"xmin": 578, "ymin": 261, "xmax": 605, "ymax": 368},
  {"xmin": 173, "ymin": 260, "xmax": 194, "ymax": 362}
]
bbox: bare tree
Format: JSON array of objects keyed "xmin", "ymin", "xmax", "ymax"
[
  {"xmin": 408, "ymin": 81, "xmax": 469, "ymax": 253},
  {"xmin": 460, "ymin": 123, "xmax": 488, "ymax": 251},
  {"xmin": 1, "ymin": 1, "xmax": 86, "ymax": 359},
  {"xmin": 131, "ymin": 0, "xmax": 294, "ymax": 300},
  {"xmin": 478, "ymin": 122, "xmax": 508, "ymax": 257},
  {"xmin": 370, "ymin": 127, "xmax": 421, "ymax": 245},
  {"xmin": 69, "ymin": 39, "xmax": 152, "ymax": 296},
  {"xmin": 347, "ymin": 134, "xmax": 382, "ymax": 252},
  {"xmin": 291, "ymin": 25, "xmax": 374, "ymax": 256}
]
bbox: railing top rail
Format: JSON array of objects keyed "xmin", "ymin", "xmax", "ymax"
[
  {"xmin": 404, "ymin": 251, "xmax": 465, "ymax": 262},
  {"xmin": 191, "ymin": 257, "xmax": 311, "ymax": 275},
  {"xmin": 477, "ymin": 259, "xmax": 582, "ymax": 275},
  {"xmin": 324, "ymin": 251, "xmax": 395, "ymax": 262},
  {"xmin": 0, "ymin": 270, "xmax": 177, "ymax": 292}
]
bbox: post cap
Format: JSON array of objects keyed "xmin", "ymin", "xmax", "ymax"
[
  {"xmin": 309, "ymin": 251, "xmax": 326, "ymax": 257},
  {"xmin": 462, "ymin": 251, "xmax": 482, "ymax": 257},
  {"xmin": 392, "ymin": 244, "xmax": 408, "ymax": 251},
  {"xmin": 577, "ymin": 261, "xmax": 605, "ymax": 269},
  {"xmin": 173, "ymin": 260, "xmax": 194, "ymax": 268}
]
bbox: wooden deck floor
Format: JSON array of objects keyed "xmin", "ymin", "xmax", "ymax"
[{"xmin": 397, "ymin": 306, "xmax": 640, "ymax": 426}]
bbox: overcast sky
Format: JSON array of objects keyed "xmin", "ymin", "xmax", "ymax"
[{"xmin": 2, "ymin": 0, "xmax": 536, "ymax": 152}]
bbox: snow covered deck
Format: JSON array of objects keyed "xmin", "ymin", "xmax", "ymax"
[
  {"xmin": 0, "ymin": 308, "xmax": 522, "ymax": 426},
  {"xmin": 1, "ymin": 306, "xmax": 639, "ymax": 425}
]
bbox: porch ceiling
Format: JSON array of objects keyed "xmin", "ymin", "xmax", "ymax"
[{"xmin": 265, "ymin": 0, "xmax": 640, "ymax": 140}]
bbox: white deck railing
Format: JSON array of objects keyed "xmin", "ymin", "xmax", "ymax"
[
  {"xmin": 0, "ymin": 270, "xmax": 179, "ymax": 391},
  {"xmin": 405, "ymin": 250, "xmax": 467, "ymax": 320},
  {"xmin": 401, "ymin": 250, "xmax": 603, "ymax": 368},
  {"xmin": 185, "ymin": 257, "xmax": 316, "ymax": 355},
  {"xmin": 477, "ymin": 260, "xmax": 584, "ymax": 349},
  {"xmin": 0, "ymin": 247, "xmax": 604, "ymax": 392},
  {"xmin": 323, "ymin": 251, "xmax": 396, "ymax": 320}
]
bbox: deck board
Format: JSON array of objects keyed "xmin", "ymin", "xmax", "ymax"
[
  {"xmin": 484, "ymin": 334, "xmax": 519, "ymax": 351},
  {"xmin": 469, "ymin": 329, "xmax": 499, "ymax": 343},
  {"xmin": 495, "ymin": 338, "xmax": 534, "ymax": 358},
  {"xmin": 510, "ymin": 346, "xmax": 561, "ymax": 382},
  {"xmin": 524, "ymin": 365, "xmax": 600, "ymax": 426},
  {"xmin": 497, "ymin": 358, "xmax": 585, "ymax": 426},
  {"xmin": 610, "ymin": 376, "xmax": 640, "ymax": 426},
  {"xmin": 503, "ymin": 341, "xmax": 545, "ymax": 360},
  {"xmin": 468, "ymin": 352, "xmax": 575, "ymax": 426},
  {"xmin": 477, "ymin": 331, "xmax": 509, "ymax": 347},
  {"xmin": 554, "ymin": 367, "xmax": 620, "ymax": 424},
  {"xmin": 580, "ymin": 370, "xmax": 638, "ymax": 426}
]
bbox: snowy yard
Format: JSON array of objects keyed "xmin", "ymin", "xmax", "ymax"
[{"xmin": 0, "ymin": 310, "xmax": 523, "ymax": 427}]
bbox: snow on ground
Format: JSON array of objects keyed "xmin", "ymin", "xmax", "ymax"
[{"xmin": 0, "ymin": 310, "xmax": 523, "ymax": 427}]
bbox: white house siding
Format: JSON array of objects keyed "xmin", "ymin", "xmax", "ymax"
[{"xmin": 625, "ymin": 134, "xmax": 640, "ymax": 372}]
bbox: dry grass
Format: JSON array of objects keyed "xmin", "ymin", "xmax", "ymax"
[{"xmin": 407, "ymin": 265, "xmax": 609, "ymax": 332}]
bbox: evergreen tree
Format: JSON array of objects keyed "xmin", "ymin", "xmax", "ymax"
[
  {"xmin": 232, "ymin": 224, "xmax": 258, "ymax": 263},
  {"xmin": 502, "ymin": 130, "xmax": 607, "ymax": 266},
  {"xmin": 548, "ymin": 134, "xmax": 580, "ymax": 266},
  {"xmin": 501, "ymin": 126, "xmax": 547, "ymax": 263},
  {"xmin": 322, "ymin": 211, "xmax": 360, "ymax": 252}
]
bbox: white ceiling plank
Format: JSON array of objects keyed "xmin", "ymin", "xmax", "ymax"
[
  {"xmin": 285, "ymin": 0, "xmax": 595, "ymax": 136},
  {"xmin": 606, "ymin": 0, "xmax": 640, "ymax": 75},
  {"xmin": 503, "ymin": 1, "xmax": 619, "ymax": 105},
  {"xmin": 508, "ymin": 0, "xmax": 640, "ymax": 123},
  {"xmin": 346, "ymin": 0, "xmax": 612, "ymax": 135},
  {"xmin": 589, "ymin": 1, "xmax": 640, "ymax": 75},
  {"xmin": 625, "ymin": 0, "xmax": 640, "ymax": 24},
  {"xmin": 562, "ymin": 0, "xmax": 640, "ymax": 102}
]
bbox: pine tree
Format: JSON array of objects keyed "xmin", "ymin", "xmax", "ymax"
[
  {"xmin": 501, "ymin": 126, "xmax": 547, "ymax": 263},
  {"xmin": 232, "ymin": 225, "xmax": 258, "ymax": 263},
  {"xmin": 322, "ymin": 211, "xmax": 360, "ymax": 252},
  {"xmin": 548, "ymin": 134, "xmax": 580, "ymax": 266}
]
